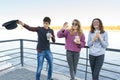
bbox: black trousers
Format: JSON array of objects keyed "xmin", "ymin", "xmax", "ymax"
[{"xmin": 89, "ymin": 54, "xmax": 104, "ymax": 80}]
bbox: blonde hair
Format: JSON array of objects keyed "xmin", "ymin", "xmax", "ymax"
[{"xmin": 69, "ymin": 19, "xmax": 83, "ymax": 36}]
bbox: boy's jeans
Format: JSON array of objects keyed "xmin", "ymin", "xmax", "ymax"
[{"xmin": 36, "ymin": 50, "xmax": 53, "ymax": 80}]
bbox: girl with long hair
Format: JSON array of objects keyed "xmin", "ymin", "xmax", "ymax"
[
  {"xmin": 87, "ymin": 18, "xmax": 108, "ymax": 80},
  {"xmin": 57, "ymin": 19, "xmax": 86, "ymax": 80}
]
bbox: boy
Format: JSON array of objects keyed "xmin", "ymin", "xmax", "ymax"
[{"xmin": 18, "ymin": 17, "xmax": 55, "ymax": 80}]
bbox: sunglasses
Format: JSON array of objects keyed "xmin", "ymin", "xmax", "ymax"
[{"xmin": 72, "ymin": 23, "xmax": 78, "ymax": 26}]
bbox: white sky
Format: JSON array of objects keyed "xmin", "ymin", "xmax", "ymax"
[{"xmin": 0, "ymin": 0, "xmax": 120, "ymax": 26}]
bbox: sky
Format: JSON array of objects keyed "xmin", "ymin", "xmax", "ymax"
[{"xmin": 0, "ymin": 0, "xmax": 120, "ymax": 26}]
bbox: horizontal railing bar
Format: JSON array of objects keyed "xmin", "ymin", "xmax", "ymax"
[
  {"xmin": 53, "ymin": 62, "xmax": 90, "ymax": 73},
  {"xmin": 23, "ymin": 57, "xmax": 88, "ymax": 72},
  {"xmin": 23, "ymin": 50, "xmax": 120, "ymax": 75},
  {"xmin": 50, "ymin": 42, "xmax": 120, "ymax": 52},
  {"xmin": 106, "ymin": 48, "xmax": 120, "ymax": 52},
  {"xmin": 0, "ymin": 39, "xmax": 20, "ymax": 43},
  {"xmin": 80, "ymin": 58, "xmax": 120, "ymax": 67},
  {"xmin": 24, "ymin": 50, "xmax": 120, "ymax": 67},
  {"xmin": 0, "ymin": 48, "xmax": 20, "ymax": 53},
  {"xmin": 24, "ymin": 52, "xmax": 36, "ymax": 55},
  {"xmin": 24, "ymin": 47, "xmax": 36, "ymax": 51},
  {"xmin": 57, "ymin": 58, "xmax": 120, "ymax": 74},
  {"xmin": 54, "ymin": 61, "xmax": 91, "ymax": 73},
  {"xmin": 25, "ymin": 60, "xmax": 116, "ymax": 80},
  {"xmin": 53, "ymin": 52, "xmax": 67, "ymax": 56},
  {"xmin": 53, "ymin": 57, "xmax": 120, "ymax": 74},
  {"xmin": 79, "ymin": 63, "xmax": 120, "ymax": 74},
  {"xmin": 78, "ymin": 63, "xmax": 88, "ymax": 67},
  {"xmin": 53, "ymin": 62, "xmax": 68, "ymax": 68},
  {"xmin": 0, "ymin": 52, "xmax": 20, "ymax": 58},
  {"xmin": 54, "ymin": 57, "xmax": 120, "ymax": 74},
  {"xmin": 1, "ymin": 39, "xmax": 120, "ymax": 52},
  {"xmin": 24, "ymin": 56, "xmax": 36, "ymax": 60},
  {"xmin": 50, "ymin": 42, "xmax": 65, "ymax": 46},
  {"xmin": 79, "ymin": 57, "xmax": 87, "ymax": 60},
  {"xmin": 99, "ymin": 75, "xmax": 116, "ymax": 80},
  {"xmin": 104, "ymin": 62, "xmax": 120, "ymax": 67},
  {"xmin": 53, "ymin": 52, "xmax": 120, "ymax": 67},
  {"xmin": 22, "ymin": 39, "xmax": 37, "ymax": 42},
  {"xmin": 101, "ymin": 68, "xmax": 120, "ymax": 74},
  {"xmin": 53, "ymin": 58, "xmax": 67, "ymax": 62},
  {"xmin": 53, "ymin": 52, "xmax": 120, "ymax": 66},
  {"xmin": 0, "ymin": 56, "xmax": 20, "ymax": 63},
  {"xmin": 23, "ymin": 63, "xmax": 117, "ymax": 80},
  {"xmin": 24, "ymin": 56, "xmax": 47, "ymax": 62},
  {"xmin": 3, "ymin": 47, "xmax": 117, "ymax": 75}
]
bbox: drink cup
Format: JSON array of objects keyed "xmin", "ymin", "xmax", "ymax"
[
  {"xmin": 74, "ymin": 36, "xmax": 80, "ymax": 43},
  {"xmin": 46, "ymin": 32, "xmax": 51, "ymax": 40}
]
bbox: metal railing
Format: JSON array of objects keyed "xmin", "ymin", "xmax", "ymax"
[{"xmin": 0, "ymin": 39, "xmax": 120, "ymax": 80}]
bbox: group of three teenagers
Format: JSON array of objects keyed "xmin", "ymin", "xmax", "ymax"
[{"xmin": 17, "ymin": 17, "xmax": 108, "ymax": 80}]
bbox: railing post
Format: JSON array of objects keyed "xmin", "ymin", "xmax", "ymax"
[
  {"xmin": 20, "ymin": 39, "xmax": 24, "ymax": 67},
  {"xmin": 85, "ymin": 47, "xmax": 89, "ymax": 80}
]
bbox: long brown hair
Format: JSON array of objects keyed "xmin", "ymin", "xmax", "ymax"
[
  {"xmin": 69, "ymin": 19, "xmax": 83, "ymax": 36},
  {"xmin": 90, "ymin": 18, "xmax": 105, "ymax": 33}
]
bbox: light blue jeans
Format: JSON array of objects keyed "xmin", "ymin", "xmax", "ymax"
[{"xmin": 36, "ymin": 50, "xmax": 53, "ymax": 80}]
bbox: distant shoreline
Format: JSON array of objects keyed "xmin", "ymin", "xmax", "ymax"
[
  {"xmin": 1, "ymin": 26, "xmax": 120, "ymax": 30},
  {"xmin": 50, "ymin": 26, "xmax": 120, "ymax": 30}
]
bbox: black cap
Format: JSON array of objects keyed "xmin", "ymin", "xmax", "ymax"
[{"xmin": 2, "ymin": 20, "xmax": 18, "ymax": 30}]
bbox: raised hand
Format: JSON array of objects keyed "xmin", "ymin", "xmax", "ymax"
[{"xmin": 61, "ymin": 22, "xmax": 68, "ymax": 30}]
